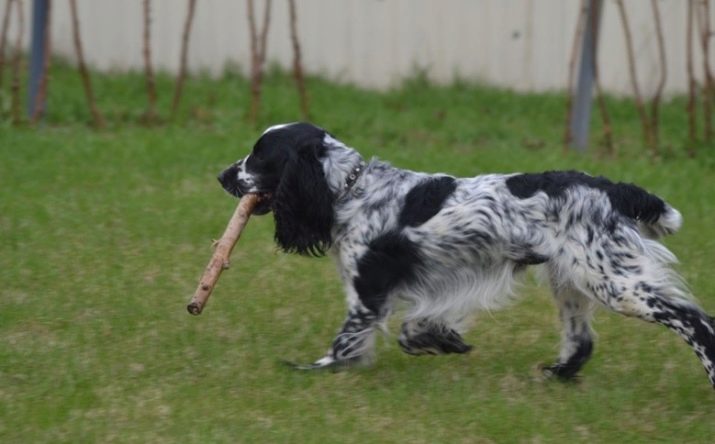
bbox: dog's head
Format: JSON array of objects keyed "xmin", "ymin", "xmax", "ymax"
[{"xmin": 218, "ymin": 122, "xmax": 336, "ymax": 256}]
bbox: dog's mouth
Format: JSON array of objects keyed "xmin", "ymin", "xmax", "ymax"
[{"xmin": 251, "ymin": 192, "xmax": 273, "ymax": 215}]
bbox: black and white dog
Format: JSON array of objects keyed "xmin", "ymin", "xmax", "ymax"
[{"xmin": 219, "ymin": 122, "xmax": 715, "ymax": 388}]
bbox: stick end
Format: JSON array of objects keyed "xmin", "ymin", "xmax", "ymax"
[{"xmin": 187, "ymin": 302, "xmax": 203, "ymax": 315}]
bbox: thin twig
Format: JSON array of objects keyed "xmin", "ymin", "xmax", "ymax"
[
  {"xmin": 171, "ymin": 0, "xmax": 197, "ymax": 118},
  {"xmin": 697, "ymin": 0, "xmax": 713, "ymax": 142},
  {"xmin": 288, "ymin": 0, "xmax": 308, "ymax": 120},
  {"xmin": 0, "ymin": 0, "xmax": 14, "ymax": 89},
  {"xmin": 615, "ymin": 0, "xmax": 654, "ymax": 152},
  {"xmin": 649, "ymin": 0, "xmax": 666, "ymax": 155},
  {"xmin": 686, "ymin": 0, "xmax": 698, "ymax": 155},
  {"xmin": 587, "ymin": 0, "xmax": 613, "ymax": 156},
  {"xmin": 69, "ymin": 0, "xmax": 104, "ymax": 128},
  {"xmin": 247, "ymin": 0, "xmax": 272, "ymax": 123},
  {"xmin": 563, "ymin": 0, "xmax": 587, "ymax": 153},
  {"xmin": 31, "ymin": 0, "xmax": 52, "ymax": 124},
  {"xmin": 142, "ymin": 0, "xmax": 158, "ymax": 122},
  {"xmin": 11, "ymin": 0, "xmax": 23, "ymax": 125}
]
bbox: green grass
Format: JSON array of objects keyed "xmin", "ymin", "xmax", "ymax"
[{"xmin": 1, "ymin": 63, "xmax": 715, "ymax": 443}]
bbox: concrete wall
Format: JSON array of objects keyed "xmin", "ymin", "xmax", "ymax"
[{"xmin": 1, "ymin": 0, "xmax": 711, "ymax": 95}]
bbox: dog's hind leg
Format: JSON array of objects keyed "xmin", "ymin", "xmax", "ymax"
[
  {"xmin": 588, "ymin": 279, "xmax": 715, "ymax": 388},
  {"xmin": 564, "ymin": 232, "xmax": 715, "ymax": 388},
  {"xmin": 398, "ymin": 320, "xmax": 473, "ymax": 356},
  {"xmin": 542, "ymin": 280, "xmax": 596, "ymax": 380}
]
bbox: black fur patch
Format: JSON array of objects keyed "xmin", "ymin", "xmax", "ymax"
[
  {"xmin": 353, "ymin": 232, "xmax": 421, "ymax": 314},
  {"xmin": 506, "ymin": 171, "xmax": 666, "ymax": 224},
  {"xmin": 399, "ymin": 176, "xmax": 457, "ymax": 227},
  {"xmin": 273, "ymin": 143, "xmax": 334, "ymax": 256},
  {"xmin": 514, "ymin": 252, "xmax": 549, "ymax": 267},
  {"xmin": 399, "ymin": 324, "xmax": 473, "ymax": 356},
  {"xmin": 544, "ymin": 337, "xmax": 594, "ymax": 380}
]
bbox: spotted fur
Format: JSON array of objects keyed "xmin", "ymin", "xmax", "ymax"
[{"xmin": 219, "ymin": 122, "xmax": 715, "ymax": 390}]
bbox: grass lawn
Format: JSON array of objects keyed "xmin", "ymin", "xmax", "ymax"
[{"xmin": 2, "ymin": 64, "xmax": 715, "ymax": 443}]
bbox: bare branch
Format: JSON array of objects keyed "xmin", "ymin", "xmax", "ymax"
[
  {"xmin": 649, "ymin": 0, "xmax": 666, "ymax": 155},
  {"xmin": 31, "ymin": 0, "xmax": 52, "ymax": 124},
  {"xmin": 258, "ymin": 0, "xmax": 271, "ymax": 64},
  {"xmin": 587, "ymin": 0, "xmax": 613, "ymax": 156},
  {"xmin": 0, "ymin": 0, "xmax": 14, "ymax": 89},
  {"xmin": 615, "ymin": 0, "xmax": 655, "ymax": 153},
  {"xmin": 142, "ymin": 0, "xmax": 158, "ymax": 122},
  {"xmin": 697, "ymin": 0, "xmax": 713, "ymax": 142},
  {"xmin": 247, "ymin": 0, "xmax": 272, "ymax": 123},
  {"xmin": 687, "ymin": 0, "xmax": 698, "ymax": 155},
  {"xmin": 171, "ymin": 0, "xmax": 197, "ymax": 118},
  {"xmin": 563, "ymin": 1, "xmax": 587, "ymax": 153},
  {"xmin": 288, "ymin": 0, "xmax": 308, "ymax": 120},
  {"xmin": 11, "ymin": 0, "xmax": 23, "ymax": 125},
  {"xmin": 69, "ymin": 0, "xmax": 104, "ymax": 128}
]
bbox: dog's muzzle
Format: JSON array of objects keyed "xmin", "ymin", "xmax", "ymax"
[{"xmin": 217, "ymin": 166, "xmax": 273, "ymax": 215}]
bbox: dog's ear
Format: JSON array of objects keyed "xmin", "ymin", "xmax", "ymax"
[{"xmin": 273, "ymin": 141, "xmax": 334, "ymax": 256}]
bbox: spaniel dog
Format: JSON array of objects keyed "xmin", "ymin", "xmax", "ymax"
[{"xmin": 218, "ymin": 122, "xmax": 715, "ymax": 388}]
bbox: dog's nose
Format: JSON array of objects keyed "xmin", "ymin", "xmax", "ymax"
[{"xmin": 217, "ymin": 167, "xmax": 234, "ymax": 187}]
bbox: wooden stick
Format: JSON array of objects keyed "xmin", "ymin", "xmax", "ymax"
[{"xmin": 187, "ymin": 194, "xmax": 260, "ymax": 315}]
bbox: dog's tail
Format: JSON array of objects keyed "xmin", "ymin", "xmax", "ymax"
[
  {"xmin": 610, "ymin": 182, "xmax": 682, "ymax": 238},
  {"xmin": 649, "ymin": 204, "xmax": 683, "ymax": 237}
]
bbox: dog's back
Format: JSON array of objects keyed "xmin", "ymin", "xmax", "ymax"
[{"xmin": 505, "ymin": 170, "xmax": 682, "ymax": 238}]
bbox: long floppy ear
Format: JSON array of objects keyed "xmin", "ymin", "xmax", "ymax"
[{"xmin": 273, "ymin": 143, "xmax": 334, "ymax": 256}]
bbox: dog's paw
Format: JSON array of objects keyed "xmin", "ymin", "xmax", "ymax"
[
  {"xmin": 539, "ymin": 363, "xmax": 582, "ymax": 382},
  {"xmin": 398, "ymin": 329, "xmax": 473, "ymax": 356},
  {"xmin": 281, "ymin": 355, "xmax": 359, "ymax": 372}
]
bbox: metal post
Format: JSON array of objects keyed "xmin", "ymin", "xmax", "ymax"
[
  {"xmin": 570, "ymin": 0, "xmax": 603, "ymax": 151},
  {"xmin": 28, "ymin": 0, "xmax": 50, "ymax": 120}
]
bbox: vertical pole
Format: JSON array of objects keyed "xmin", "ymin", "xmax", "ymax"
[
  {"xmin": 570, "ymin": 0, "xmax": 603, "ymax": 151},
  {"xmin": 28, "ymin": 0, "xmax": 49, "ymax": 120}
]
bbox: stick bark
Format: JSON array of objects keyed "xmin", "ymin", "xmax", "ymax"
[{"xmin": 187, "ymin": 194, "xmax": 260, "ymax": 315}]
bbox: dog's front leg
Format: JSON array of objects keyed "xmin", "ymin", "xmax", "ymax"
[{"xmin": 291, "ymin": 303, "xmax": 379, "ymax": 370}]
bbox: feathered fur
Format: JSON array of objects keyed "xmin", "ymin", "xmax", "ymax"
[{"xmin": 218, "ymin": 122, "xmax": 715, "ymax": 389}]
